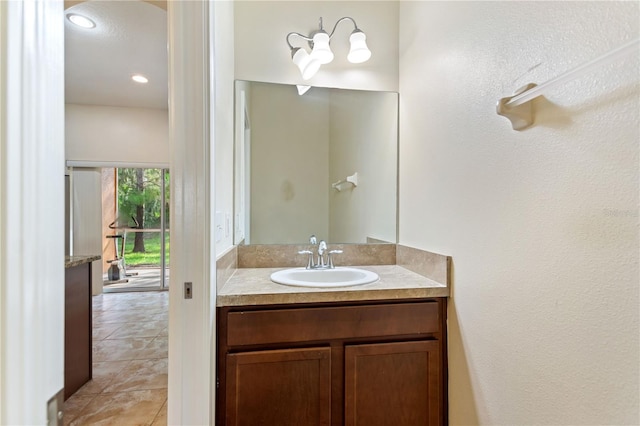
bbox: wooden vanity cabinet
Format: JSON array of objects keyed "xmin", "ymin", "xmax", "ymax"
[{"xmin": 217, "ymin": 298, "xmax": 447, "ymax": 426}]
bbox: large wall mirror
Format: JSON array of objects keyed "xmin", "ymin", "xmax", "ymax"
[{"xmin": 234, "ymin": 80, "xmax": 398, "ymax": 245}]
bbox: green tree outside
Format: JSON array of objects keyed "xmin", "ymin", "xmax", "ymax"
[{"xmin": 117, "ymin": 168, "xmax": 170, "ymax": 266}]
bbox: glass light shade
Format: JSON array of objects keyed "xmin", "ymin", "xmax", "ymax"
[
  {"xmin": 292, "ymin": 48, "xmax": 321, "ymax": 80},
  {"xmin": 310, "ymin": 32, "xmax": 334, "ymax": 65},
  {"xmin": 347, "ymin": 30, "xmax": 371, "ymax": 64}
]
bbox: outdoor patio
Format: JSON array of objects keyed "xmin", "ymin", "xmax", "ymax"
[{"xmin": 103, "ymin": 267, "xmax": 169, "ymax": 292}]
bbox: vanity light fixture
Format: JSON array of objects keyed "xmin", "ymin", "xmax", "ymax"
[
  {"xmin": 131, "ymin": 74, "xmax": 149, "ymax": 84},
  {"xmin": 286, "ymin": 17, "xmax": 372, "ymax": 80},
  {"xmin": 67, "ymin": 13, "xmax": 96, "ymax": 29}
]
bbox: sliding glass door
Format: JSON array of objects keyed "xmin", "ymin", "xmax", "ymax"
[
  {"xmin": 104, "ymin": 167, "xmax": 170, "ymax": 291},
  {"xmin": 161, "ymin": 169, "xmax": 169, "ymax": 289}
]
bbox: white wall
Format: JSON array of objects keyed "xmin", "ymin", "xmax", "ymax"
[
  {"xmin": 65, "ymin": 103, "xmax": 168, "ymax": 165},
  {"xmin": 234, "ymin": 80, "xmax": 251, "ymax": 244},
  {"xmin": 249, "ymin": 82, "xmax": 330, "ymax": 243},
  {"xmin": 234, "ymin": 1, "xmax": 398, "ymax": 92},
  {"xmin": 329, "ymin": 89, "xmax": 397, "ymax": 243},
  {"xmin": 72, "ymin": 168, "xmax": 103, "ymax": 295},
  {"xmin": 399, "ymin": 2, "xmax": 639, "ymax": 424},
  {"xmin": 213, "ymin": 0, "xmax": 236, "ymax": 256}
]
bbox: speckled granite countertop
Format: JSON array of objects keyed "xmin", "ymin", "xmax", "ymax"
[
  {"xmin": 65, "ymin": 255, "xmax": 101, "ymax": 269},
  {"xmin": 217, "ymin": 265, "xmax": 449, "ymax": 307}
]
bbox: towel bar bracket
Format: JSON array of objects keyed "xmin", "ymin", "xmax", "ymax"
[
  {"xmin": 496, "ymin": 38, "xmax": 639, "ymax": 131},
  {"xmin": 332, "ymin": 172, "xmax": 358, "ymax": 191},
  {"xmin": 496, "ymin": 83, "xmax": 537, "ymax": 131}
]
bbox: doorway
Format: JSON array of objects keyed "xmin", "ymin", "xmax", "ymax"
[{"xmin": 103, "ymin": 167, "xmax": 170, "ymax": 292}]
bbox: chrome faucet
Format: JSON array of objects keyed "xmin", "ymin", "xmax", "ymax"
[
  {"xmin": 298, "ymin": 235, "xmax": 342, "ymax": 269},
  {"xmin": 317, "ymin": 240, "xmax": 327, "ymax": 267}
]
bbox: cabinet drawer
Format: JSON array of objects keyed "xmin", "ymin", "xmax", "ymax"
[{"xmin": 226, "ymin": 302, "xmax": 439, "ymax": 347}]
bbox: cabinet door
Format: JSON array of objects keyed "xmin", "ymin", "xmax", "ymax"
[
  {"xmin": 226, "ymin": 347, "xmax": 331, "ymax": 426},
  {"xmin": 345, "ymin": 341, "xmax": 441, "ymax": 426}
]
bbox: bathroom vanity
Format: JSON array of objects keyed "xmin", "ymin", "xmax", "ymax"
[
  {"xmin": 225, "ymin": 80, "xmax": 448, "ymax": 424},
  {"xmin": 216, "ymin": 262, "xmax": 449, "ymax": 426}
]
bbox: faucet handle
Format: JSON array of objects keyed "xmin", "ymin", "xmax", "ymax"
[
  {"xmin": 327, "ymin": 249, "xmax": 343, "ymax": 269},
  {"xmin": 309, "ymin": 235, "xmax": 317, "ymax": 245},
  {"xmin": 298, "ymin": 250, "xmax": 314, "ymax": 269}
]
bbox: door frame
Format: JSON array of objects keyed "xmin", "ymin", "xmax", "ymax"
[
  {"xmin": 0, "ymin": 1, "xmax": 216, "ymax": 423},
  {"xmin": 167, "ymin": 1, "xmax": 215, "ymax": 424},
  {"xmin": 0, "ymin": 1, "xmax": 66, "ymax": 423}
]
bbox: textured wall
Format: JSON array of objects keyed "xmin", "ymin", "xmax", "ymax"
[{"xmin": 399, "ymin": 1, "xmax": 639, "ymax": 424}]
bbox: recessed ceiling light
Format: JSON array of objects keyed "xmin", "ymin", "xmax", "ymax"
[
  {"xmin": 67, "ymin": 13, "xmax": 96, "ymax": 29},
  {"xmin": 132, "ymin": 75, "xmax": 149, "ymax": 84}
]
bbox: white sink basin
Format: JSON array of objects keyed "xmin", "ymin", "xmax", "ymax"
[{"xmin": 270, "ymin": 267, "xmax": 379, "ymax": 288}]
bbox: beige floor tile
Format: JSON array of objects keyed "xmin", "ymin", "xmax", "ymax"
[
  {"xmin": 75, "ymin": 360, "xmax": 131, "ymax": 396},
  {"xmin": 106, "ymin": 321, "xmax": 166, "ymax": 339},
  {"xmin": 94, "ymin": 360, "xmax": 134, "ymax": 377},
  {"xmin": 106, "ymin": 301, "xmax": 167, "ymax": 311},
  {"xmin": 93, "ymin": 337, "xmax": 155, "ymax": 362},
  {"xmin": 63, "ymin": 394, "xmax": 95, "ymax": 425},
  {"xmin": 76, "ymin": 291, "xmax": 169, "ymax": 422},
  {"xmin": 150, "ymin": 399, "xmax": 167, "ymax": 426},
  {"xmin": 144, "ymin": 308, "xmax": 169, "ymax": 324},
  {"xmin": 114, "ymin": 296, "xmax": 168, "ymax": 309},
  {"xmin": 74, "ymin": 378, "xmax": 111, "ymax": 396},
  {"xmin": 92, "ymin": 310, "xmax": 122, "ymax": 325},
  {"xmin": 93, "ymin": 323, "xmax": 126, "ymax": 341},
  {"xmin": 94, "ymin": 309, "xmax": 167, "ymax": 325},
  {"xmin": 102, "ymin": 358, "xmax": 168, "ymax": 393},
  {"xmin": 134, "ymin": 336, "xmax": 168, "ymax": 360},
  {"xmin": 69, "ymin": 389, "xmax": 166, "ymax": 426},
  {"xmin": 92, "ymin": 295, "xmax": 125, "ymax": 312}
]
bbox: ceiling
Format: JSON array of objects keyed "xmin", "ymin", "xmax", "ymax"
[{"xmin": 64, "ymin": 0, "xmax": 168, "ymax": 110}]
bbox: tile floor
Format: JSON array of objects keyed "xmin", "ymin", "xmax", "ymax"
[{"xmin": 63, "ymin": 291, "xmax": 168, "ymax": 425}]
